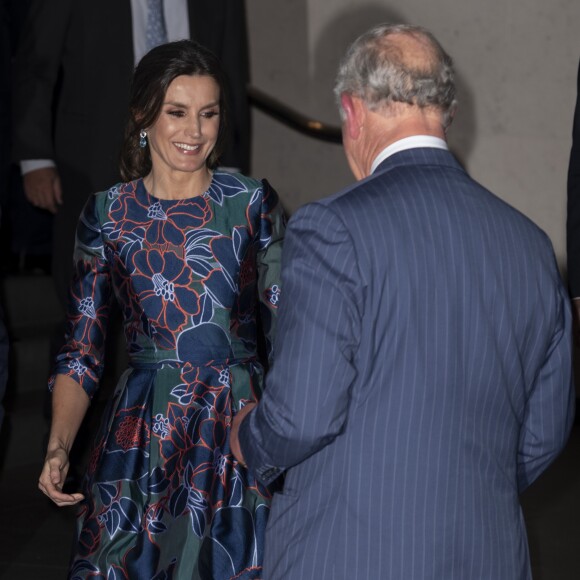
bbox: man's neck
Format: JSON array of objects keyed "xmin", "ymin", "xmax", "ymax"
[{"xmin": 362, "ymin": 109, "xmax": 446, "ymax": 176}]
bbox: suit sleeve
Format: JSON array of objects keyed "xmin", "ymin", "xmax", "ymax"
[
  {"xmin": 11, "ymin": 0, "xmax": 73, "ymax": 161},
  {"xmin": 517, "ymin": 278, "xmax": 575, "ymax": 492},
  {"xmin": 567, "ymin": 59, "xmax": 580, "ymax": 297},
  {"xmin": 239, "ymin": 202, "xmax": 363, "ymax": 484}
]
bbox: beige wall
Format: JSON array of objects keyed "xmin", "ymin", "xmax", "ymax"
[{"xmin": 246, "ymin": 0, "xmax": 580, "ymax": 270}]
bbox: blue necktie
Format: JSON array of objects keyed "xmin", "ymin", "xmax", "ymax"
[{"xmin": 146, "ymin": 0, "xmax": 168, "ymax": 51}]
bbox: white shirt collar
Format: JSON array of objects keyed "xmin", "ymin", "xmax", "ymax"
[{"xmin": 370, "ymin": 135, "xmax": 448, "ymax": 174}]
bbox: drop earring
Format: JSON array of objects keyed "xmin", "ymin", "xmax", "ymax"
[{"xmin": 139, "ymin": 130, "xmax": 147, "ymax": 148}]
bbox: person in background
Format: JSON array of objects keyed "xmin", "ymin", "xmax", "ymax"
[
  {"xmin": 0, "ymin": 0, "xmax": 12, "ymax": 434},
  {"xmin": 12, "ymin": 1, "xmax": 250, "ymax": 306},
  {"xmin": 567, "ymin": 59, "xmax": 580, "ymax": 336},
  {"xmin": 0, "ymin": 0, "xmax": 51, "ymax": 276},
  {"xmin": 232, "ymin": 23, "xmax": 575, "ymax": 580},
  {"xmin": 38, "ymin": 40, "xmax": 284, "ymax": 578}
]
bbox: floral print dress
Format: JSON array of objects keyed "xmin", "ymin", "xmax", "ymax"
[{"xmin": 52, "ymin": 172, "xmax": 285, "ymax": 579}]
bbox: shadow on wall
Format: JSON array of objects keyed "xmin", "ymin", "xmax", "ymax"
[
  {"xmin": 446, "ymin": 56, "xmax": 476, "ymax": 170},
  {"xmin": 312, "ymin": 4, "xmax": 477, "ymax": 168},
  {"xmin": 248, "ymin": 0, "xmax": 310, "ymax": 112},
  {"xmin": 248, "ymin": 0, "xmax": 332, "ymax": 212}
]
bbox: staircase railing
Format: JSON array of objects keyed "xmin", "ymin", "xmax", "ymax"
[{"xmin": 247, "ymin": 86, "xmax": 342, "ymax": 144}]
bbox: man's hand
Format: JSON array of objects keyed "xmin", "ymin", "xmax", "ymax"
[
  {"xmin": 23, "ymin": 167, "xmax": 63, "ymax": 213},
  {"xmin": 231, "ymin": 402, "xmax": 257, "ymax": 466}
]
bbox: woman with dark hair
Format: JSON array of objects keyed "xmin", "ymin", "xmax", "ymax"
[{"xmin": 38, "ymin": 40, "xmax": 285, "ymax": 579}]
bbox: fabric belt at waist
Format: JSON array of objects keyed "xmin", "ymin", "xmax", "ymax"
[{"xmin": 128, "ymin": 356, "xmax": 259, "ymax": 370}]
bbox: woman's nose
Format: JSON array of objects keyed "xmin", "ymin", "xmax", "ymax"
[{"xmin": 187, "ymin": 117, "xmax": 202, "ymax": 138}]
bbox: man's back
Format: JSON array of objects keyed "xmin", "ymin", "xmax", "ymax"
[
  {"xmin": 263, "ymin": 147, "xmax": 573, "ymax": 579},
  {"xmin": 234, "ymin": 24, "xmax": 574, "ymax": 580}
]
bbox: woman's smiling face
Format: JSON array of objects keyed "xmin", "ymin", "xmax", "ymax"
[{"xmin": 147, "ymin": 74, "xmax": 221, "ymax": 176}]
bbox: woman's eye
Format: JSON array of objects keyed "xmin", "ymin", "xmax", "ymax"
[
  {"xmin": 201, "ymin": 110, "xmax": 219, "ymax": 119},
  {"xmin": 168, "ymin": 110, "xmax": 185, "ymax": 118}
]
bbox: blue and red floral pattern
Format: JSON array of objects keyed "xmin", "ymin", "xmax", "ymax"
[{"xmin": 53, "ymin": 172, "xmax": 285, "ymax": 579}]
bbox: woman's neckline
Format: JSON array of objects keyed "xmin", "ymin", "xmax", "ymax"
[{"xmin": 138, "ymin": 172, "xmax": 216, "ymax": 203}]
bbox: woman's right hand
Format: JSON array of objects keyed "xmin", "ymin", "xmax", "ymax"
[{"xmin": 38, "ymin": 447, "xmax": 84, "ymax": 506}]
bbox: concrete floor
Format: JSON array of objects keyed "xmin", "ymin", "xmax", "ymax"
[{"xmin": 0, "ymin": 273, "xmax": 579, "ymax": 579}]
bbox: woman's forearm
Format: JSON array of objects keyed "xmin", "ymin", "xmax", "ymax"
[{"xmin": 47, "ymin": 374, "xmax": 91, "ymax": 454}]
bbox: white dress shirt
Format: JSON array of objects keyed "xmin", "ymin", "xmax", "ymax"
[{"xmin": 370, "ymin": 135, "xmax": 448, "ymax": 174}]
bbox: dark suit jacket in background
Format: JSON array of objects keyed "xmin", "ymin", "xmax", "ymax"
[
  {"xmin": 240, "ymin": 147, "xmax": 575, "ymax": 579},
  {"xmin": 0, "ymin": 0, "xmax": 11, "ymax": 192},
  {"xmin": 567, "ymin": 59, "xmax": 580, "ymax": 296},
  {"xmin": 11, "ymin": 0, "xmax": 250, "ymax": 304}
]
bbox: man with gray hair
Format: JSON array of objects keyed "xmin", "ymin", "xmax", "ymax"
[{"xmin": 231, "ymin": 23, "xmax": 574, "ymax": 579}]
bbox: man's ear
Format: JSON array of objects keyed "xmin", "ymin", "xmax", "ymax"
[{"xmin": 341, "ymin": 93, "xmax": 364, "ymax": 141}]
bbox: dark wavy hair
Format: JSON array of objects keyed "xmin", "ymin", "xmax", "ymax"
[{"xmin": 120, "ymin": 40, "xmax": 229, "ymax": 181}]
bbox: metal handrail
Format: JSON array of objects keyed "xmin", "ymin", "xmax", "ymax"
[{"xmin": 247, "ymin": 85, "xmax": 342, "ymax": 144}]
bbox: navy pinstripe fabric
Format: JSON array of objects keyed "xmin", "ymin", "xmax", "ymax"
[{"xmin": 239, "ymin": 148, "xmax": 575, "ymax": 579}]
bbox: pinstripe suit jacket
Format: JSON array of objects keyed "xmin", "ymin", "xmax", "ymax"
[{"xmin": 239, "ymin": 147, "xmax": 575, "ymax": 579}]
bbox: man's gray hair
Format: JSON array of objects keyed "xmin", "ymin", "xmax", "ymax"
[{"xmin": 334, "ymin": 23, "xmax": 457, "ymax": 129}]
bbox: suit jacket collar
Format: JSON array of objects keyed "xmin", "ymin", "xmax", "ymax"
[
  {"xmin": 371, "ymin": 136, "xmax": 448, "ymax": 173},
  {"xmin": 374, "ymin": 146, "xmax": 465, "ymax": 176},
  {"xmin": 319, "ymin": 148, "xmax": 466, "ymax": 208}
]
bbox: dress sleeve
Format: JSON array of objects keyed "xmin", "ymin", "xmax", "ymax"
[
  {"xmin": 256, "ymin": 180, "xmax": 286, "ymax": 366},
  {"xmin": 50, "ymin": 193, "xmax": 113, "ymax": 400}
]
